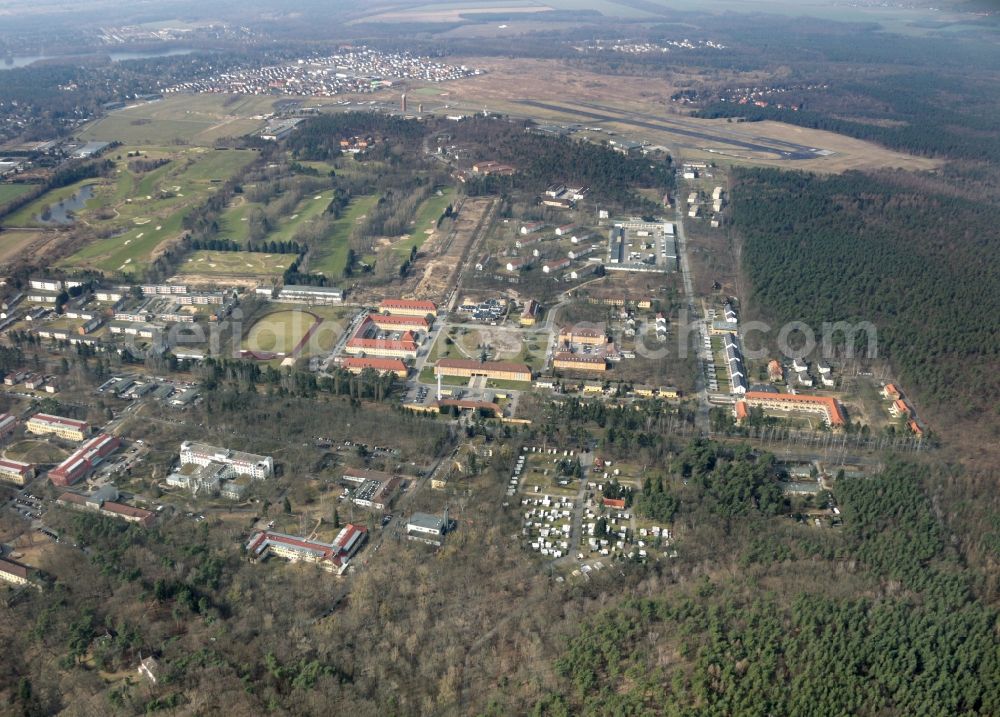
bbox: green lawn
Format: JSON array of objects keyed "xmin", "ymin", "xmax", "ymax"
[
  {"xmin": 219, "ymin": 201, "xmax": 264, "ymax": 243},
  {"xmin": 394, "ymin": 186, "xmax": 455, "ymax": 259},
  {"xmin": 270, "ymin": 192, "xmax": 333, "ymax": 243},
  {"xmin": 309, "ymin": 194, "xmax": 379, "ymax": 278},
  {"xmin": 0, "ymin": 184, "xmax": 33, "ymax": 206},
  {"xmin": 176, "ymin": 250, "xmax": 292, "ymax": 277},
  {"xmin": 486, "ymin": 379, "xmax": 533, "ymax": 390}
]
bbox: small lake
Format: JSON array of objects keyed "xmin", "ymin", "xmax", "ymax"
[
  {"xmin": 1, "ymin": 48, "xmax": 196, "ymax": 71},
  {"xmin": 38, "ymin": 184, "xmax": 94, "ymax": 225}
]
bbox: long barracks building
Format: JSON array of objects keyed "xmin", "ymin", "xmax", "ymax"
[
  {"xmin": 553, "ymin": 352, "xmax": 608, "ymax": 372},
  {"xmin": 49, "ymin": 433, "xmax": 121, "ymax": 486},
  {"xmin": 246, "ymin": 524, "xmax": 367, "ymax": 575},
  {"xmin": 742, "ymin": 391, "xmax": 846, "ymax": 428},
  {"xmin": 378, "ymin": 299, "xmax": 437, "ymax": 317},
  {"xmin": 434, "ymin": 358, "xmax": 532, "ymax": 382},
  {"xmin": 26, "ymin": 413, "xmax": 89, "ymax": 442},
  {"xmin": 367, "ymin": 312, "xmax": 431, "ymax": 332},
  {"xmin": 338, "ymin": 357, "xmax": 408, "ymax": 379}
]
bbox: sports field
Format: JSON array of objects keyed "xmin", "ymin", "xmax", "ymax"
[
  {"xmin": 241, "ymin": 310, "xmax": 321, "ymax": 356},
  {"xmin": 309, "ymin": 194, "xmax": 379, "ymax": 278},
  {"xmin": 176, "ymin": 250, "xmax": 291, "ymax": 277}
]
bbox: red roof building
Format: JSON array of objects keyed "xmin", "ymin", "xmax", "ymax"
[
  {"xmin": 743, "ymin": 391, "xmax": 846, "ymax": 428},
  {"xmin": 435, "ymin": 358, "xmax": 532, "ymax": 382},
  {"xmin": 339, "ymin": 357, "xmax": 408, "ymax": 378},
  {"xmin": 378, "ymin": 299, "xmax": 437, "ymax": 317},
  {"xmin": 49, "ymin": 433, "xmax": 121, "ymax": 486},
  {"xmin": 246, "ymin": 524, "xmax": 367, "ymax": 574},
  {"xmin": 367, "ymin": 313, "xmax": 431, "ymax": 331}
]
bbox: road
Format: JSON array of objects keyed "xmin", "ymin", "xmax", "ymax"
[{"xmin": 673, "ymin": 206, "xmax": 711, "ymax": 434}]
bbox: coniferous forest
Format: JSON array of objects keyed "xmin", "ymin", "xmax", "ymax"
[{"xmin": 729, "ymin": 168, "xmax": 1000, "ymax": 419}]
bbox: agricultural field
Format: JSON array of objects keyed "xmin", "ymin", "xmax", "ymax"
[
  {"xmin": 241, "ymin": 309, "xmax": 322, "ymax": 357},
  {"xmin": 176, "ymin": 250, "xmax": 291, "ymax": 278},
  {"xmin": 308, "ymin": 194, "xmax": 379, "ymax": 278}
]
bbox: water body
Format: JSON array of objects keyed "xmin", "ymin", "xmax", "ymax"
[
  {"xmin": 1, "ymin": 48, "xmax": 196, "ymax": 71},
  {"xmin": 38, "ymin": 184, "xmax": 94, "ymax": 225}
]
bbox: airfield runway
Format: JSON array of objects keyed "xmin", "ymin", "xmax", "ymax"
[{"xmin": 516, "ymin": 99, "xmax": 829, "ymax": 160}]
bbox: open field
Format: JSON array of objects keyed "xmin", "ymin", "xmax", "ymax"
[
  {"xmin": 0, "ymin": 184, "xmax": 33, "ymax": 205},
  {"xmin": 419, "ymin": 56, "xmax": 942, "ymax": 173},
  {"xmin": 241, "ymin": 310, "xmax": 320, "ymax": 356},
  {"xmin": 78, "ymin": 94, "xmax": 284, "ymax": 145},
  {"xmin": 0, "ymin": 228, "xmax": 51, "ymax": 266},
  {"xmin": 309, "ymin": 194, "xmax": 379, "ymax": 278},
  {"xmin": 176, "ymin": 250, "xmax": 290, "ymax": 277},
  {"xmin": 3, "ymin": 439, "xmax": 69, "ymax": 464}
]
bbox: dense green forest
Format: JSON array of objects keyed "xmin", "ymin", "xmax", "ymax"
[
  {"xmin": 729, "ymin": 167, "xmax": 1000, "ymax": 418},
  {"xmin": 535, "ymin": 457, "xmax": 999, "ymax": 717}
]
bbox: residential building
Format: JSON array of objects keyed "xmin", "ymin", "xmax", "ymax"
[
  {"xmin": 553, "ymin": 352, "xmax": 607, "ymax": 372},
  {"xmin": 141, "ymin": 284, "xmax": 188, "ymax": 296},
  {"xmin": 882, "ymin": 384, "xmax": 902, "ymax": 401},
  {"xmin": 543, "ymin": 258, "xmax": 571, "ymax": 274},
  {"xmin": 29, "ymin": 278, "xmax": 63, "ymax": 292},
  {"xmin": 49, "ymin": 433, "xmax": 121, "ymax": 486},
  {"xmin": 767, "ymin": 360, "xmax": 783, "ymax": 382},
  {"xmin": 246, "ymin": 524, "xmax": 367, "ymax": 574},
  {"xmin": 520, "ymin": 300, "xmax": 539, "ymax": 326},
  {"xmin": 435, "ymin": 359, "xmax": 532, "ymax": 382},
  {"xmin": 26, "ymin": 413, "xmax": 89, "ymax": 441}
]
